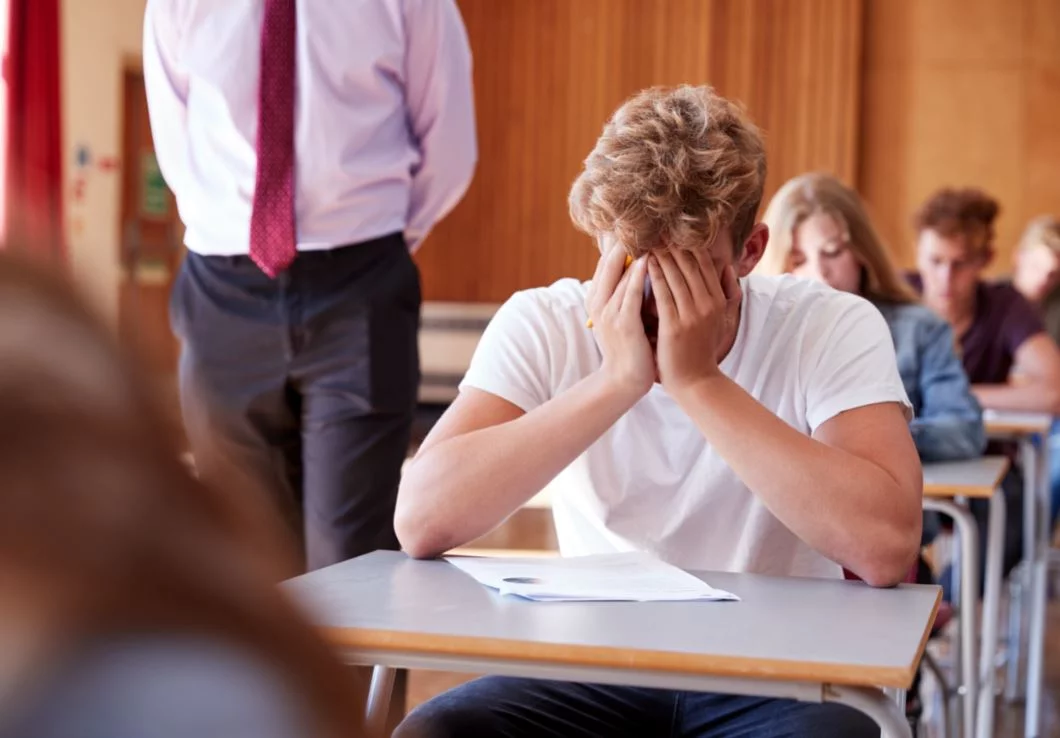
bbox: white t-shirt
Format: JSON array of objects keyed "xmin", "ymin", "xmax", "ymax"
[{"xmin": 460, "ymin": 274, "xmax": 912, "ymax": 579}]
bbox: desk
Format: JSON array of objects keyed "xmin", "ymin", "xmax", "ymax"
[
  {"xmin": 285, "ymin": 550, "xmax": 940, "ymax": 738},
  {"xmin": 922, "ymin": 456, "xmax": 1010, "ymax": 738},
  {"xmin": 983, "ymin": 409, "xmax": 1053, "ymax": 738}
]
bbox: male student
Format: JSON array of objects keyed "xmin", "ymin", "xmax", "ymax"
[
  {"xmin": 394, "ymin": 85, "xmax": 922, "ymax": 738},
  {"xmin": 911, "ymin": 190, "xmax": 1060, "ymax": 580},
  {"xmin": 912, "ymin": 191, "xmax": 1060, "ymax": 416}
]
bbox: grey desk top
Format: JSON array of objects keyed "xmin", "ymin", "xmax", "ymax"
[
  {"xmin": 922, "ymin": 456, "xmax": 1010, "ymax": 498},
  {"xmin": 284, "ymin": 551, "xmax": 940, "ymax": 689}
]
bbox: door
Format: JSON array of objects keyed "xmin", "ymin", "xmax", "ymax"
[{"xmin": 118, "ymin": 63, "xmax": 183, "ymax": 378}]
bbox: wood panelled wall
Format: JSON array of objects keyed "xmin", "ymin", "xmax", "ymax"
[
  {"xmin": 417, "ymin": 0, "xmax": 864, "ymax": 302},
  {"xmin": 859, "ymin": 0, "xmax": 1060, "ymax": 271}
]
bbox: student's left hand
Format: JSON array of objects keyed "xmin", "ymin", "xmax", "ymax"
[{"xmin": 649, "ymin": 250, "xmax": 741, "ymax": 397}]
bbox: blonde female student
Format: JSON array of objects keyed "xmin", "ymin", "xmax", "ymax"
[{"xmin": 757, "ymin": 173, "xmax": 985, "ymax": 464}]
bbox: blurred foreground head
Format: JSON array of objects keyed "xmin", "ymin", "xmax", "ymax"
[{"xmin": 0, "ymin": 254, "xmax": 364, "ymax": 737}]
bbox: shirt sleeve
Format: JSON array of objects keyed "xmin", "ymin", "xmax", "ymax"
[
  {"xmin": 1001, "ymin": 287, "xmax": 1047, "ymax": 357},
  {"xmin": 459, "ymin": 292, "xmax": 554, "ymax": 413},
  {"xmin": 401, "ymin": 0, "xmax": 478, "ymax": 251},
  {"xmin": 142, "ymin": 0, "xmax": 190, "ymax": 197},
  {"xmin": 911, "ymin": 316, "xmax": 987, "ymax": 462},
  {"xmin": 803, "ymin": 296, "xmax": 913, "ymax": 431}
]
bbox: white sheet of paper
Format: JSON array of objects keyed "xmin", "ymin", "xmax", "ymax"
[{"xmin": 444, "ymin": 551, "xmax": 739, "ymax": 602}]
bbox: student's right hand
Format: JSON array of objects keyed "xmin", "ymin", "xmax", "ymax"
[{"xmin": 585, "ymin": 240, "xmax": 655, "ymax": 398}]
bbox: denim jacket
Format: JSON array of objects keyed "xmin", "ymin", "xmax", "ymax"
[{"xmin": 875, "ymin": 301, "xmax": 987, "ymax": 462}]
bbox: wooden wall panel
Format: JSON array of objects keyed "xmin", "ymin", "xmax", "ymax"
[
  {"xmin": 859, "ymin": 0, "xmax": 1060, "ymax": 272},
  {"xmin": 1024, "ymin": 0, "xmax": 1060, "ymax": 222},
  {"xmin": 417, "ymin": 0, "xmax": 864, "ymax": 302}
]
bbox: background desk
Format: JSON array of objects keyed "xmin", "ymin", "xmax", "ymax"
[
  {"xmin": 983, "ymin": 409, "xmax": 1053, "ymax": 737},
  {"xmin": 922, "ymin": 456, "xmax": 1010, "ymax": 738}
]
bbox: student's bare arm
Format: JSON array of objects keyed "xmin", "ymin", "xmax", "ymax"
[
  {"xmin": 677, "ymin": 380, "xmax": 922, "ymax": 586},
  {"xmin": 395, "ymin": 379, "xmax": 641, "ymax": 558},
  {"xmin": 396, "ymin": 248, "xmax": 654, "ymax": 558},
  {"xmin": 649, "ymin": 249, "xmax": 921, "ymax": 587},
  {"xmin": 972, "ymin": 333, "xmax": 1060, "ymax": 414}
]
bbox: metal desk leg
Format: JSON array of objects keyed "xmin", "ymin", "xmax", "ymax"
[
  {"xmin": 1004, "ymin": 563, "xmax": 1024, "ymax": 702},
  {"xmin": 1009, "ymin": 437, "xmax": 1039, "ymax": 701},
  {"xmin": 921, "ymin": 651, "xmax": 955, "ymax": 738},
  {"xmin": 366, "ymin": 665, "xmax": 397, "ymax": 738},
  {"xmin": 924, "ymin": 498, "xmax": 979, "ymax": 738},
  {"xmin": 825, "ymin": 685, "xmax": 912, "ymax": 738},
  {"xmin": 1025, "ymin": 439, "xmax": 1050, "ymax": 738},
  {"xmin": 975, "ymin": 489, "xmax": 1006, "ymax": 738}
]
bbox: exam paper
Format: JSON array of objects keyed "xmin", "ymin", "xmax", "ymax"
[{"xmin": 444, "ymin": 551, "xmax": 739, "ymax": 602}]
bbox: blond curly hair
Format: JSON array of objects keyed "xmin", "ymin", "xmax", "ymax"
[{"xmin": 569, "ymin": 85, "xmax": 766, "ymax": 257}]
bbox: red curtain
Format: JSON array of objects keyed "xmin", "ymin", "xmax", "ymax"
[{"xmin": 4, "ymin": 0, "xmax": 63, "ymax": 262}]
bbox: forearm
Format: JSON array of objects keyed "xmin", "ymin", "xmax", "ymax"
[
  {"xmin": 403, "ymin": 0, "xmax": 476, "ymax": 251},
  {"xmin": 973, "ymin": 382, "xmax": 1060, "ymax": 415},
  {"xmin": 396, "ymin": 373, "xmax": 639, "ymax": 557},
  {"xmin": 406, "ymin": 149, "xmax": 475, "ymax": 250},
  {"xmin": 676, "ymin": 376, "xmax": 921, "ymax": 585},
  {"xmin": 142, "ymin": 4, "xmax": 189, "ymax": 193}
]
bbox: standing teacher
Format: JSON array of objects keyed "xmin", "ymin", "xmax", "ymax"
[{"xmin": 143, "ymin": 0, "xmax": 476, "ymax": 570}]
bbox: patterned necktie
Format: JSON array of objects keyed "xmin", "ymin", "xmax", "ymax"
[{"xmin": 249, "ymin": 0, "xmax": 297, "ymax": 278}]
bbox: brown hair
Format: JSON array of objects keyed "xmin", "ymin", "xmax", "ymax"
[
  {"xmin": 1018, "ymin": 215, "xmax": 1060, "ymax": 255},
  {"xmin": 0, "ymin": 255, "xmax": 365, "ymax": 737},
  {"xmin": 913, "ymin": 187, "xmax": 1000, "ymax": 256},
  {"xmin": 569, "ymin": 85, "xmax": 766, "ymax": 257},
  {"xmin": 757, "ymin": 173, "xmax": 917, "ymax": 304}
]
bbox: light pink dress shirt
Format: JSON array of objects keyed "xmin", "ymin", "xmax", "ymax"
[{"xmin": 143, "ymin": 0, "xmax": 477, "ymax": 254}]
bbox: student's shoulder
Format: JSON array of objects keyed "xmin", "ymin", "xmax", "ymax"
[
  {"xmin": 745, "ymin": 273, "xmax": 876, "ymax": 322},
  {"xmin": 877, "ymin": 300, "xmax": 953, "ymax": 345},
  {"xmin": 879, "ymin": 300, "xmax": 947, "ymax": 329},
  {"xmin": 983, "ymin": 279, "xmax": 1035, "ymax": 313},
  {"xmin": 496, "ymin": 278, "xmax": 589, "ymax": 326},
  {"xmin": 744, "ymin": 275, "xmax": 891, "ymax": 360},
  {"xmin": 979, "ymin": 279, "xmax": 1044, "ymax": 336}
]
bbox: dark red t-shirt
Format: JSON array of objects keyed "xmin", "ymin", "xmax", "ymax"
[{"xmin": 907, "ymin": 275, "xmax": 1045, "ymax": 383}]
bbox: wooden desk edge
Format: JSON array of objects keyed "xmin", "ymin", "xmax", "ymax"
[
  {"xmin": 322, "ymin": 590, "xmax": 939, "ymax": 691},
  {"xmin": 985, "ymin": 421, "xmax": 1051, "ymax": 436},
  {"xmin": 922, "ymin": 457, "xmax": 1010, "ymax": 499}
]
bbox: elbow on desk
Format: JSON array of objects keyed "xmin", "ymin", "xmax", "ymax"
[
  {"xmin": 847, "ymin": 525, "xmax": 921, "ymax": 589},
  {"xmin": 856, "ymin": 558, "xmax": 915, "ymax": 589},
  {"xmin": 394, "ymin": 506, "xmax": 452, "ymax": 560},
  {"xmin": 1042, "ymin": 385, "xmax": 1060, "ymax": 416},
  {"xmin": 394, "ymin": 475, "xmax": 460, "ymax": 560}
]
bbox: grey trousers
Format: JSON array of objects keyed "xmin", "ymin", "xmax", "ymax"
[{"xmin": 170, "ymin": 232, "xmax": 419, "ymax": 571}]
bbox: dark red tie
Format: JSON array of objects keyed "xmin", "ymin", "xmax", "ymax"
[{"xmin": 249, "ymin": 0, "xmax": 297, "ymax": 278}]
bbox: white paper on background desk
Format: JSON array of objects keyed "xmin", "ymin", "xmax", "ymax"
[{"xmin": 444, "ymin": 551, "xmax": 739, "ymax": 602}]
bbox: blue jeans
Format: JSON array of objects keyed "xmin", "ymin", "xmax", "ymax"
[{"xmin": 395, "ymin": 677, "xmax": 879, "ymax": 737}]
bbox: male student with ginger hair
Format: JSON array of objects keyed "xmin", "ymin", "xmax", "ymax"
[
  {"xmin": 912, "ymin": 190, "xmax": 1060, "ymax": 415},
  {"xmin": 394, "ymin": 85, "xmax": 922, "ymax": 738},
  {"xmin": 911, "ymin": 189, "xmax": 1060, "ymax": 579}
]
